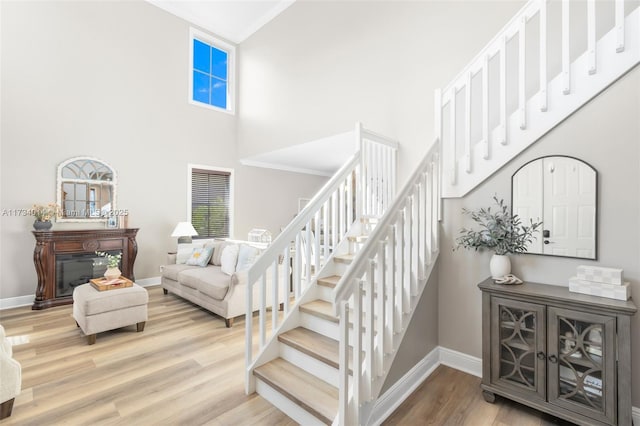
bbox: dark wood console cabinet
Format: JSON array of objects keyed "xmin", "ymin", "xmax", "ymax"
[
  {"xmin": 479, "ymin": 278, "xmax": 637, "ymax": 426},
  {"xmin": 32, "ymin": 228, "xmax": 139, "ymax": 309}
]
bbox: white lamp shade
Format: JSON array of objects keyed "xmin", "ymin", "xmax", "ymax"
[{"xmin": 171, "ymin": 222, "xmax": 198, "ymax": 237}]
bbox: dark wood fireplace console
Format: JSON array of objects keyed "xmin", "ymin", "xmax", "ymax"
[{"xmin": 32, "ymin": 228, "xmax": 139, "ymax": 310}]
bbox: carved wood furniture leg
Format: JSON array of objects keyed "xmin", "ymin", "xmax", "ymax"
[
  {"xmin": 136, "ymin": 322, "xmax": 146, "ymax": 332},
  {"xmin": 87, "ymin": 334, "xmax": 96, "ymax": 345},
  {"xmin": 482, "ymin": 390, "xmax": 496, "ymax": 403},
  {"xmin": 0, "ymin": 398, "xmax": 15, "ymax": 419},
  {"xmin": 225, "ymin": 318, "xmax": 234, "ymax": 328}
]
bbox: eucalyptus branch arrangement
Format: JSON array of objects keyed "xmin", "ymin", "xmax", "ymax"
[
  {"xmin": 455, "ymin": 196, "xmax": 542, "ymax": 255},
  {"xmin": 95, "ymin": 251, "xmax": 122, "ymax": 268}
]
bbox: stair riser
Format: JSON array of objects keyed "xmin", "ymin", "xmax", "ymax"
[
  {"xmin": 300, "ymin": 311, "xmax": 380, "ymax": 344},
  {"xmin": 255, "ymin": 379, "xmax": 328, "ymax": 426},
  {"xmin": 280, "ymin": 343, "xmax": 339, "ymax": 388}
]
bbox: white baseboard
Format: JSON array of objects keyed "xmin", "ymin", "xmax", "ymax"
[
  {"xmin": 438, "ymin": 346, "xmax": 483, "ymax": 378},
  {"xmin": 0, "ymin": 294, "xmax": 34, "ymax": 310},
  {"xmin": 369, "ymin": 347, "xmax": 441, "ymax": 425},
  {"xmin": 632, "ymin": 406, "xmax": 640, "ymax": 425},
  {"xmin": 135, "ymin": 276, "xmax": 161, "ymax": 287},
  {"xmin": 0, "ymin": 276, "xmax": 161, "ymax": 311}
]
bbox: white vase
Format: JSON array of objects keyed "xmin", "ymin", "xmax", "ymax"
[
  {"xmin": 104, "ymin": 266, "xmax": 121, "ymax": 280},
  {"xmin": 489, "ymin": 254, "xmax": 511, "ymax": 279}
]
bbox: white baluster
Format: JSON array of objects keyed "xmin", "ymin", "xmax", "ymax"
[
  {"xmin": 259, "ymin": 274, "xmax": 266, "ymax": 348},
  {"xmin": 294, "ymin": 233, "xmax": 302, "ymax": 298},
  {"xmin": 339, "ymin": 182, "xmax": 345, "ymax": 240},
  {"xmin": 245, "ymin": 278, "xmax": 253, "ymax": 368},
  {"xmin": 587, "ymin": 0, "xmax": 596, "ymax": 74},
  {"xmin": 305, "ymin": 222, "xmax": 312, "ymax": 285},
  {"xmin": 272, "ymin": 260, "xmax": 278, "ymax": 333},
  {"xmin": 482, "ymin": 55, "xmax": 489, "ymax": 159},
  {"xmin": 395, "ymin": 215, "xmax": 404, "ymax": 328},
  {"xmin": 353, "ymin": 280, "xmax": 362, "ymax": 412},
  {"xmin": 323, "ymin": 201, "xmax": 329, "ymax": 258},
  {"xmin": 464, "ymin": 72, "xmax": 472, "ymax": 173},
  {"xmin": 365, "ymin": 262, "xmax": 375, "ymax": 401},
  {"xmin": 314, "ymin": 211, "xmax": 321, "ymax": 273},
  {"xmin": 499, "ymin": 36, "xmax": 508, "ymax": 144},
  {"xmin": 283, "ymin": 245, "xmax": 290, "ymax": 314},
  {"xmin": 432, "ymin": 159, "xmax": 439, "ymax": 249},
  {"xmin": 339, "ymin": 300, "xmax": 350, "ymax": 426},
  {"xmin": 562, "ymin": 0, "xmax": 571, "ymax": 94},
  {"xmin": 449, "ymin": 92, "xmax": 457, "ymax": 184},
  {"xmin": 385, "ymin": 228, "xmax": 395, "ymax": 353},
  {"xmin": 518, "ymin": 16, "xmax": 527, "ymax": 130},
  {"xmin": 540, "ymin": 0, "xmax": 548, "ymax": 112},
  {"xmin": 332, "ymin": 191, "xmax": 338, "ymax": 258},
  {"xmin": 615, "ymin": 0, "xmax": 625, "ymax": 52},
  {"xmin": 346, "ymin": 170, "xmax": 353, "ymax": 227},
  {"xmin": 376, "ymin": 242, "xmax": 385, "ymax": 377},
  {"xmin": 425, "ymin": 165, "xmax": 433, "ymax": 264}
]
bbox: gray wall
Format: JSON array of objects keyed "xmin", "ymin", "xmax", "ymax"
[
  {"xmin": 0, "ymin": 1, "xmax": 325, "ymax": 300},
  {"xmin": 439, "ymin": 67, "xmax": 640, "ymax": 406}
]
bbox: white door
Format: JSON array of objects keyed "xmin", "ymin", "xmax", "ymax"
[
  {"xmin": 542, "ymin": 157, "xmax": 596, "ymax": 258},
  {"xmin": 512, "ymin": 160, "xmax": 543, "ymax": 254}
]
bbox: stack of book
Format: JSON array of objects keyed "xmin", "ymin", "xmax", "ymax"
[{"xmin": 569, "ymin": 265, "xmax": 630, "ymax": 301}]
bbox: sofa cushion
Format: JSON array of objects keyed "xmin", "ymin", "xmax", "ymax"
[
  {"xmin": 178, "ymin": 267, "xmax": 231, "ymax": 300},
  {"xmin": 236, "ymin": 244, "xmax": 260, "ymax": 272},
  {"xmin": 205, "ymin": 241, "xmax": 222, "ymax": 265},
  {"xmin": 212, "ymin": 241, "xmax": 231, "ymax": 266},
  {"xmin": 162, "ymin": 263, "xmax": 199, "ymax": 281},
  {"xmin": 221, "ymin": 244, "xmax": 239, "ymax": 275},
  {"xmin": 185, "ymin": 246, "xmax": 214, "ymax": 267},
  {"xmin": 176, "ymin": 242, "xmax": 204, "ymax": 264}
]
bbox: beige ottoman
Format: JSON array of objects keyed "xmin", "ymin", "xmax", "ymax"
[{"xmin": 73, "ymin": 283, "xmax": 148, "ymax": 345}]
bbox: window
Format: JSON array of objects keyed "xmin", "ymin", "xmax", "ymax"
[
  {"xmin": 189, "ymin": 165, "xmax": 233, "ymax": 239},
  {"xmin": 189, "ymin": 28, "xmax": 235, "ymax": 113}
]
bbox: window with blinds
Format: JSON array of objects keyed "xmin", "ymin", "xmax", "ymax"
[{"xmin": 191, "ymin": 168, "xmax": 231, "ymax": 238}]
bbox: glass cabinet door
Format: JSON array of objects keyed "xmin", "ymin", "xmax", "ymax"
[
  {"xmin": 547, "ymin": 307, "xmax": 616, "ymax": 424},
  {"xmin": 490, "ymin": 297, "xmax": 546, "ymax": 401}
]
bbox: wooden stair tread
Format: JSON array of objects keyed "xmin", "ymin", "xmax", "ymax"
[
  {"xmin": 333, "ymin": 253, "xmax": 355, "ymax": 264},
  {"xmin": 317, "ymin": 275, "xmax": 341, "ymax": 289},
  {"xmin": 300, "ymin": 300, "xmax": 338, "ymax": 323},
  {"xmin": 254, "ymin": 358, "xmax": 338, "ymax": 425},
  {"xmin": 279, "ymin": 327, "xmax": 340, "ymax": 369},
  {"xmin": 348, "ymin": 235, "xmax": 368, "ymax": 243}
]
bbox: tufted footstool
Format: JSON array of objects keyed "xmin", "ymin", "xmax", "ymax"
[{"xmin": 73, "ymin": 283, "xmax": 149, "ymax": 345}]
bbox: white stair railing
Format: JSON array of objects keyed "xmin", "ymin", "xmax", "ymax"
[
  {"xmin": 332, "ymin": 141, "xmax": 440, "ymax": 426},
  {"xmin": 245, "ymin": 123, "xmax": 397, "ymax": 394},
  {"xmin": 440, "ymin": 0, "xmax": 640, "ymax": 198}
]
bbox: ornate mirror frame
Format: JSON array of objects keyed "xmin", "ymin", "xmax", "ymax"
[{"xmin": 56, "ymin": 157, "xmax": 117, "ymax": 223}]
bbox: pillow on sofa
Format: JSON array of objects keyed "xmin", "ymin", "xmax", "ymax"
[
  {"xmin": 236, "ymin": 244, "xmax": 260, "ymax": 272},
  {"xmin": 185, "ymin": 246, "xmax": 214, "ymax": 267},
  {"xmin": 220, "ymin": 244, "xmax": 239, "ymax": 275},
  {"xmin": 205, "ymin": 241, "xmax": 222, "ymax": 265},
  {"xmin": 176, "ymin": 242, "xmax": 204, "ymax": 264},
  {"xmin": 212, "ymin": 242, "xmax": 232, "ymax": 266}
]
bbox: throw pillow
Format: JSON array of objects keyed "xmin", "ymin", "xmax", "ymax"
[
  {"xmin": 176, "ymin": 243, "xmax": 203, "ymax": 264},
  {"xmin": 205, "ymin": 241, "xmax": 221, "ymax": 265},
  {"xmin": 236, "ymin": 244, "xmax": 260, "ymax": 272},
  {"xmin": 212, "ymin": 242, "xmax": 231, "ymax": 266},
  {"xmin": 220, "ymin": 244, "xmax": 240, "ymax": 275},
  {"xmin": 185, "ymin": 246, "xmax": 214, "ymax": 267}
]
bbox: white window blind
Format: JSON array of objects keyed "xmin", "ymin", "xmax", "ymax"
[{"xmin": 191, "ymin": 169, "xmax": 231, "ymax": 238}]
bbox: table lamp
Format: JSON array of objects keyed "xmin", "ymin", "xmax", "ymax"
[{"xmin": 171, "ymin": 222, "xmax": 198, "ymax": 244}]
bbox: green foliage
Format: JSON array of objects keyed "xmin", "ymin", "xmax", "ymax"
[
  {"xmin": 455, "ymin": 196, "xmax": 542, "ymax": 255},
  {"xmin": 95, "ymin": 251, "xmax": 122, "ymax": 268},
  {"xmin": 192, "ymin": 199, "xmax": 228, "ymax": 238}
]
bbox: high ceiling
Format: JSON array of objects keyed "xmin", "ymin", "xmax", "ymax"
[{"xmin": 147, "ymin": 0, "xmax": 296, "ymax": 44}]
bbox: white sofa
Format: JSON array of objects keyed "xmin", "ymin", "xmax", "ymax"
[
  {"xmin": 161, "ymin": 239, "xmax": 282, "ymax": 327},
  {"xmin": 0, "ymin": 325, "xmax": 21, "ymax": 419}
]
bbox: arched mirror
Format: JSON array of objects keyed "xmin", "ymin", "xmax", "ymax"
[
  {"xmin": 512, "ymin": 156, "xmax": 597, "ymax": 259},
  {"xmin": 56, "ymin": 157, "xmax": 117, "ymax": 222}
]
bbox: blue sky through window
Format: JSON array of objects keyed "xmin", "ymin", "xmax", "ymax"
[{"xmin": 192, "ymin": 38, "xmax": 228, "ymax": 109}]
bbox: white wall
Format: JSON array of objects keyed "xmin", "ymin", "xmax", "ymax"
[
  {"xmin": 238, "ymin": 0, "xmax": 525, "ymax": 387},
  {"xmin": 0, "ymin": 1, "xmax": 325, "ymax": 300},
  {"xmin": 439, "ymin": 67, "xmax": 640, "ymax": 407}
]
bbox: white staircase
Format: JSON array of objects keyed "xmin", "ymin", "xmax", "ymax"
[
  {"xmin": 439, "ymin": 0, "xmax": 640, "ymax": 198},
  {"xmin": 244, "ymin": 122, "xmax": 441, "ymax": 425}
]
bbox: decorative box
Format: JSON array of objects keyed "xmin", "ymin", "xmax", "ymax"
[
  {"xmin": 569, "ymin": 277, "xmax": 630, "ymax": 301},
  {"xmin": 248, "ymin": 228, "xmax": 272, "ymax": 245},
  {"xmin": 576, "ymin": 265, "xmax": 624, "ymax": 285}
]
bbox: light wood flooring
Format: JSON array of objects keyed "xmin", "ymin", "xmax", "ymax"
[{"xmin": 1, "ymin": 285, "xmax": 574, "ymax": 425}]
